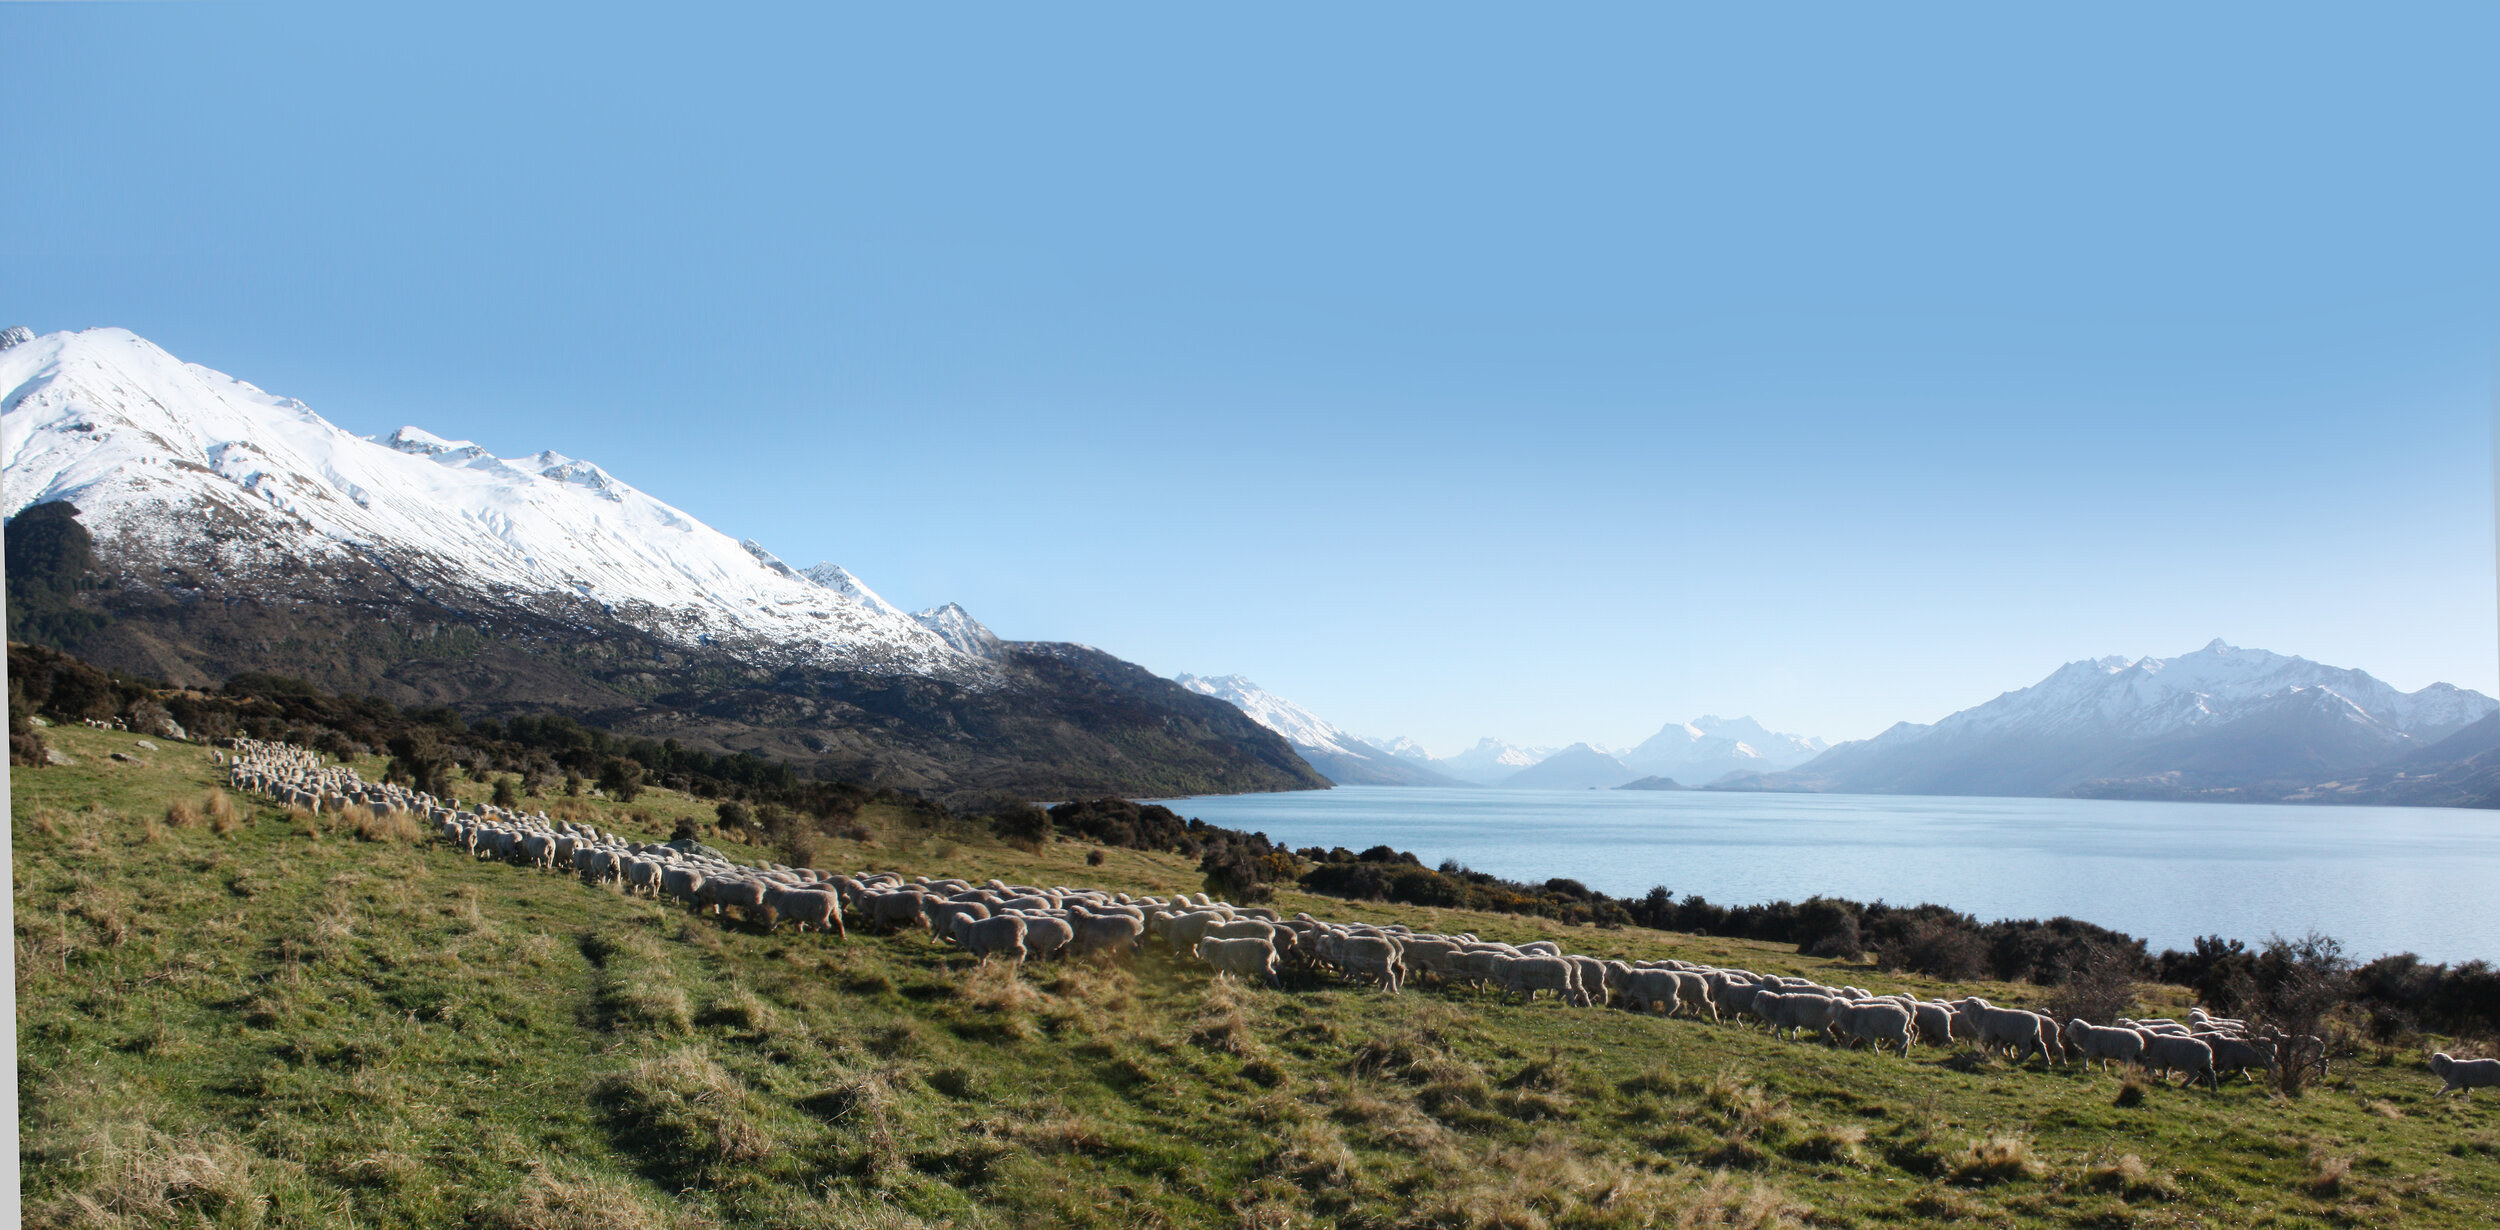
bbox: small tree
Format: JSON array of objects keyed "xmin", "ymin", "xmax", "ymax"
[
  {"xmin": 598, "ymin": 757, "xmax": 645, "ymax": 803},
  {"xmin": 491, "ymin": 776, "xmax": 520, "ymax": 808},
  {"xmin": 716, "ymin": 800, "xmax": 752, "ymax": 832},
  {"xmin": 991, "ymin": 804, "xmax": 1051, "ymax": 847}
]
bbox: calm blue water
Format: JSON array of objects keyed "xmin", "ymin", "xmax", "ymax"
[{"xmin": 1158, "ymin": 787, "xmax": 2500, "ymax": 963}]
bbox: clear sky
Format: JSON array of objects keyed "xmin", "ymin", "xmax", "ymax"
[{"xmin": 6, "ymin": 4, "xmax": 2494, "ymax": 753}]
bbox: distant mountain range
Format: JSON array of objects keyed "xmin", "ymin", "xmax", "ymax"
[
  {"xmin": 1172, "ymin": 676, "xmax": 1470, "ymax": 787},
  {"xmin": 1717, "ymin": 641, "xmax": 2496, "ymax": 804},
  {"xmin": 1183, "ymin": 641, "xmax": 2498, "ymax": 808},
  {"xmin": 1176, "ymin": 676, "xmax": 1823, "ymax": 790},
  {"xmin": 1, "ymin": 327, "xmax": 1323, "ymax": 802}
]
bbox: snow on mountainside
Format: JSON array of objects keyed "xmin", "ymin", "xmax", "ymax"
[
  {"xmin": 1432, "ymin": 738, "xmax": 1560, "ymax": 786},
  {"xmin": 1731, "ymin": 640, "xmax": 2498, "ymax": 800},
  {"xmin": 1893, "ymin": 640, "xmax": 2490, "ymax": 746},
  {"xmin": 0, "ymin": 328, "xmax": 982, "ymax": 677},
  {"xmin": 910, "ymin": 603, "xmax": 1005, "ymax": 659},
  {"xmin": 1621, "ymin": 714, "xmax": 1826, "ymax": 781},
  {"xmin": 1173, "ymin": 675, "xmax": 1368, "ymax": 758}
]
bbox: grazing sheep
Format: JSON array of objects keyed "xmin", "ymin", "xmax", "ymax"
[
  {"xmin": 1566, "ymin": 956, "xmax": 1613, "ymax": 1006},
  {"xmin": 661, "ymin": 867, "xmax": 708, "ymax": 909},
  {"xmin": 1321, "ymin": 934, "xmax": 1407, "ymax": 993},
  {"xmin": 2139, "ymin": 1034, "xmax": 2220, "ymax": 1089},
  {"xmin": 1019, "ymin": 915, "xmax": 1076, "ymax": 960},
  {"xmin": 1667, "ymin": 970, "xmax": 1720, "ymax": 1023},
  {"xmin": 2196, "ymin": 1033, "xmax": 2273, "ymax": 1083},
  {"xmin": 1772, "ymin": 993, "xmax": 1843, "ymax": 1042},
  {"xmin": 1494, "ymin": 955, "xmax": 1588, "ymax": 1006},
  {"xmin": 2063, "ymin": 1020, "xmax": 2147, "ymax": 1072},
  {"xmin": 769, "ymin": 887, "xmax": 846, "ymax": 937},
  {"xmin": 1196, "ymin": 936, "xmax": 1282, "ymax": 987},
  {"xmin": 2430, "ymin": 1052, "xmax": 2500, "ymax": 1101},
  {"xmin": 868, "ymin": 891, "xmax": 931, "ymax": 933},
  {"xmin": 1616, "ymin": 969, "xmax": 1682, "ymax": 1015},
  {"xmin": 1913, "ymin": 1001, "xmax": 1964, "ymax": 1048},
  {"xmin": 954, "ymin": 914, "xmax": 1029, "ymax": 963},
  {"xmin": 1838, "ymin": 1001, "xmax": 1915, "ymax": 1056},
  {"xmin": 1068, "ymin": 911, "xmax": 1146, "ymax": 958}
]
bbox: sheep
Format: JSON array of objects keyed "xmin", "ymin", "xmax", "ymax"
[
  {"xmin": 1321, "ymin": 934, "xmax": 1407, "ymax": 993},
  {"xmin": 1067, "ymin": 910, "xmax": 1146, "ymax": 958},
  {"xmin": 1196, "ymin": 936, "xmax": 1282, "ymax": 987},
  {"xmin": 867, "ymin": 891, "xmax": 931, "ymax": 933},
  {"xmin": 661, "ymin": 867, "xmax": 708, "ymax": 908},
  {"xmin": 2195, "ymin": 1033, "xmax": 2273, "ymax": 1083},
  {"xmin": 1771, "ymin": 992, "xmax": 1843, "ymax": 1042},
  {"xmin": 1494, "ymin": 955, "xmax": 1587, "ymax": 1006},
  {"xmin": 1837, "ymin": 1001, "xmax": 1915, "ymax": 1056},
  {"xmin": 1955, "ymin": 1001, "xmax": 2061, "ymax": 1066},
  {"xmin": 1667, "ymin": 970, "xmax": 1719, "ymax": 1023},
  {"xmin": 1160, "ymin": 909, "xmax": 1231, "ymax": 954},
  {"xmin": 1566, "ymin": 955, "xmax": 1613, "ymax": 1006},
  {"xmin": 1019, "ymin": 915, "xmax": 1076, "ymax": 960},
  {"xmin": 623, "ymin": 858, "xmax": 664, "ymax": 898},
  {"xmin": 1616, "ymin": 969, "xmax": 1682, "ymax": 1015},
  {"xmin": 1913, "ymin": 1001, "xmax": 1964, "ymax": 1048},
  {"xmin": 768, "ymin": 886, "xmax": 846, "ymax": 937},
  {"xmin": 953, "ymin": 914, "xmax": 1029, "ymax": 963},
  {"xmin": 700, "ymin": 877, "xmax": 772, "ymax": 924},
  {"xmin": 2139, "ymin": 1034, "xmax": 2220, "ymax": 1089},
  {"xmin": 926, "ymin": 900, "xmax": 992, "ymax": 939},
  {"xmin": 2430, "ymin": 1052, "xmax": 2500, "ymax": 1101},
  {"xmin": 2062, "ymin": 1020, "xmax": 2146, "ymax": 1072}
]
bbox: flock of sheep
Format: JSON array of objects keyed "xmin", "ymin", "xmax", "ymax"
[{"xmin": 218, "ymin": 739, "xmax": 2500, "ymax": 1103}]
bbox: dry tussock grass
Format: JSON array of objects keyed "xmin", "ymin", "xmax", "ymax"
[
  {"xmin": 950, "ymin": 960, "xmax": 1044, "ymax": 1039},
  {"xmin": 485, "ymin": 1164, "xmax": 677, "ymax": 1230},
  {"xmin": 2307, "ymin": 1149, "xmax": 2354, "ymax": 1197},
  {"xmin": 1951, "ymin": 1134, "xmax": 2043, "ymax": 1185},
  {"xmin": 204, "ymin": 788, "xmax": 241, "ymax": 834},
  {"xmin": 1191, "ymin": 979, "xmax": 1261, "ymax": 1055},
  {"xmin": 27, "ymin": 1124, "xmax": 290, "ymax": 1230},
  {"xmin": 2082, "ymin": 1152, "xmax": 2177, "ymax": 1202},
  {"xmin": 1270, "ymin": 1118, "xmax": 1359, "ymax": 1189},
  {"xmin": 1401, "ymin": 1138, "xmax": 1806, "ymax": 1230},
  {"xmin": 600, "ymin": 1048, "xmax": 776, "ymax": 1173},
  {"xmin": 163, "ymin": 798, "xmax": 200, "ymax": 828}
]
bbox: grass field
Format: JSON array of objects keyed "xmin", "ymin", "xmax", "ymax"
[{"xmin": 15, "ymin": 721, "xmax": 2500, "ymax": 1229}]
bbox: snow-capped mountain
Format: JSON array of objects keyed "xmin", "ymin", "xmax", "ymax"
[
  {"xmin": 0, "ymin": 327, "xmax": 977, "ymax": 677},
  {"xmin": 1174, "ymin": 675, "xmax": 1470, "ymax": 787},
  {"xmin": 1432, "ymin": 738, "xmax": 1561, "ymax": 786},
  {"xmin": 1728, "ymin": 640, "xmax": 2497, "ymax": 800},
  {"xmin": 910, "ymin": 603, "xmax": 1005, "ymax": 659},
  {"xmin": 1620, "ymin": 715, "xmax": 1827, "ymax": 785},
  {"xmin": 1500, "ymin": 742, "xmax": 1639, "ymax": 790},
  {"xmin": 0, "ymin": 326, "xmax": 1328, "ymax": 801},
  {"xmin": 1175, "ymin": 674, "xmax": 1368, "ymax": 757}
]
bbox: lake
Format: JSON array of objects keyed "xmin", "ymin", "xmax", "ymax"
[{"xmin": 1158, "ymin": 786, "xmax": 2500, "ymax": 963}]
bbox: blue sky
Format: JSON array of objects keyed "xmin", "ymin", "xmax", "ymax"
[{"xmin": 6, "ymin": 4, "xmax": 2495, "ymax": 751}]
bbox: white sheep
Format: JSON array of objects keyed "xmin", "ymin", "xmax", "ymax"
[
  {"xmin": 1196, "ymin": 935, "xmax": 1281, "ymax": 987},
  {"xmin": 2430, "ymin": 1052, "xmax": 2500, "ymax": 1101}
]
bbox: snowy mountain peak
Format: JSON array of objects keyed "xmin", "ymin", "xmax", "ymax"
[
  {"xmin": 911, "ymin": 603, "xmax": 1004, "ymax": 659},
  {"xmin": 2, "ymin": 325, "xmax": 36, "ymax": 350},
  {"xmin": 1173, "ymin": 674, "xmax": 1369, "ymax": 758},
  {"xmin": 798, "ymin": 561, "xmax": 906, "ymax": 619},
  {"xmin": 1900, "ymin": 641, "xmax": 2493, "ymax": 746},
  {"xmin": 1, "ymin": 327, "xmax": 981, "ymax": 679}
]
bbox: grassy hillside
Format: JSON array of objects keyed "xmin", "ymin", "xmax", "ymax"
[{"xmin": 16, "ymin": 721, "xmax": 2500, "ymax": 1229}]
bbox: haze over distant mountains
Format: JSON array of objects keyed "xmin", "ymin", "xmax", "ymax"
[
  {"xmin": 1721, "ymin": 640, "xmax": 2496, "ymax": 805},
  {"xmin": 1175, "ymin": 675, "xmax": 1825, "ymax": 790},
  {"xmin": 1183, "ymin": 643, "xmax": 2498, "ymax": 807}
]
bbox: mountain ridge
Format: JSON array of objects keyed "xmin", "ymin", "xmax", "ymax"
[{"xmin": 1, "ymin": 327, "xmax": 1324, "ymax": 801}]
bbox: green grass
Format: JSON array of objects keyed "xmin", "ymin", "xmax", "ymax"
[{"xmin": 16, "ymin": 721, "xmax": 2500, "ymax": 1228}]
